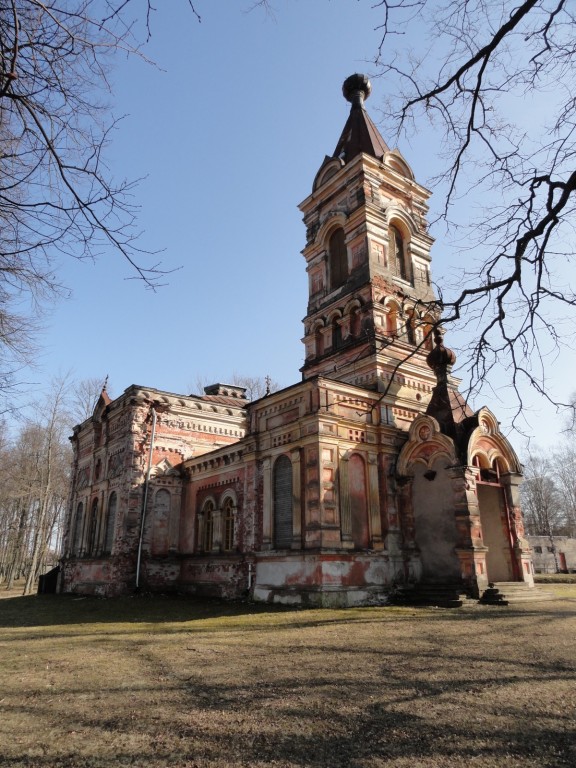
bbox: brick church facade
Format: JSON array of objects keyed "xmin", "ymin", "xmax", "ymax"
[{"xmin": 60, "ymin": 75, "xmax": 534, "ymax": 605}]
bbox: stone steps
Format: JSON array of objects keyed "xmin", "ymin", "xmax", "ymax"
[
  {"xmin": 391, "ymin": 583, "xmax": 467, "ymax": 608},
  {"xmin": 479, "ymin": 582, "xmax": 556, "ymax": 605}
]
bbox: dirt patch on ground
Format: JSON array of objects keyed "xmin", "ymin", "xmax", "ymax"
[{"xmin": 0, "ymin": 590, "xmax": 574, "ymax": 767}]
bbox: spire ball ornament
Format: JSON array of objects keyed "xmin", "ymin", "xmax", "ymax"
[
  {"xmin": 426, "ymin": 329, "xmax": 456, "ymax": 373},
  {"xmin": 342, "ymin": 74, "xmax": 371, "ymax": 108}
]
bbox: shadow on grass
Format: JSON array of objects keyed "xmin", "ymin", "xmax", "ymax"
[{"xmin": 0, "ymin": 591, "xmax": 574, "ymax": 633}]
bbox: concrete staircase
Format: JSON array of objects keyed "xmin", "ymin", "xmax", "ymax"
[{"xmin": 479, "ymin": 582, "xmax": 556, "ymax": 605}]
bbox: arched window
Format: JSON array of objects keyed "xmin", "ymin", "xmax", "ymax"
[
  {"xmin": 405, "ymin": 310, "xmax": 416, "ymax": 345},
  {"xmin": 152, "ymin": 489, "xmax": 171, "ymax": 556},
  {"xmin": 88, "ymin": 498, "xmax": 99, "ymax": 556},
  {"xmin": 103, "ymin": 492, "xmax": 117, "ymax": 554},
  {"xmin": 328, "ymin": 228, "xmax": 348, "ymax": 291},
  {"xmin": 349, "ymin": 454, "xmax": 370, "ymax": 549},
  {"xmin": 72, "ymin": 501, "xmax": 84, "ymax": 556},
  {"xmin": 388, "ymin": 225, "xmax": 408, "ymax": 282},
  {"xmin": 314, "ymin": 324, "xmax": 324, "ymax": 357},
  {"xmin": 349, "ymin": 306, "xmax": 361, "ymax": 337},
  {"xmin": 386, "ymin": 303, "xmax": 399, "ymax": 337},
  {"xmin": 273, "ymin": 455, "xmax": 293, "ymax": 549},
  {"xmin": 331, "ymin": 316, "xmax": 342, "ymax": 350},
  {"xmin": 422, "ymin": 316, "xmax": 435, "ymax": 350},
  {"xmin": 203, "ymin": 499, "xmax": 215, "ymax": 552},
  {"xmin": 222, "ymin": 497, "xmax": 235, "ymax": 552}
]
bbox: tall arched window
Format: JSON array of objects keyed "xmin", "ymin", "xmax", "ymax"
[
  {"xmin": 405, "ymin": 310, "xmax": 416, "ymax": 345},
  {"xmin": 350, "ymin": 306, "xmax": 361, "ymax": 338},
  {"xmin": 273, "ymin": 455, "xmax": 293, "ymax": 549},
  {"xmin": 103, "ymin": 492, "xmax": 117, "ymax": 554},
  {"xmin": 422, "ymin": 316, "xmax": 435, "ymax": 350},
  {"xmin": 203, "ymin": 499, "xmax": 214, "ymax": 552},
  {"xmin": 222, "ymin": 497, "xmax": 235, "ymax": 552},
  {"xmin": 349, "ymin": 454, "xmax": 370, "ymax": 548},
  {"xmin": 72, "ymin": 502, "xmax": 84, "ymax": 555},
  {"xmin": 388, "ymin": 225, "xmax": 408, "ymax": 281},
  {"xmin": 328, "ymin": 227, "xmax": 348, "ymax": 291},
  {"xmin": 386, "ymin": 303, "xmax": 399, "ymax": 337},
  {"xmin": 152, "ymin": 489, "xmax": 171, "ymax": 556},
  {"xmin": 331, "ymin": 316, "xmax": 342, "ymax": 350},
  {"xmin": 314, "ymin": 324, "xmax": 324, "ymax": 357}
]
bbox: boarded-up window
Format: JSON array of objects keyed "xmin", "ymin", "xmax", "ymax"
[
  {"xmin": 103, "ymin": 492, "xmax": 117, "ymax": 554},
  {"xmin": 152, "ymin": 489, "xmax": 171, "ymax": 556},
  {"xmin": 349, "ymin": 454, "xmax": 370, "ymax": 548},
  {"xmin": 72, "ymin": 502, "xmax": 84, "ymax": 555},
  {"xmin": 329, "ymin": 228, "xmax": 348, "ymax": 290},
  {"xmin": 273, "ymin": 455, "xmax": 293, "ymax": 549}
]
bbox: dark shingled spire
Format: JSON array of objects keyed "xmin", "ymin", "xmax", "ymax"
[{"xmin": 332, "ymin": 74, "xmax": 390, "ymax": 164}]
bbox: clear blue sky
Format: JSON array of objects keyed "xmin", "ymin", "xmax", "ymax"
[{"xmin": 22, "ymin": 1, "xmax": 576, "ymax": 448}]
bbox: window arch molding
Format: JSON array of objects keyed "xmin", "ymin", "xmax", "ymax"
[
  {"xmin": 316, "ymin": 212, "xmax": 348, "ymax": 245},
  {"xmin": 312, "ymin": 158, "xmax": 345, "ymax": 192},
  {"xmin": 220, "ymin": 489, "xmax": 238, "ymax": 509},
  {"xmin": 343, "ymin": 298, "xmax": 362, "ymax": 316}
]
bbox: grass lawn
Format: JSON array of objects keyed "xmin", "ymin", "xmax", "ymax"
[{"xmin": 0, "ymin": 588, "xmax": 575, "ymax": 768}]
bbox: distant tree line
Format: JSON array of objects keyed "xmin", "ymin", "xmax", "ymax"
[
  {"xmin": 0, "ymin": 377, "xmax": 103, "ymax": 594},
  {"xmin": 521, "ymin": 436, "xmax": 576, "ymax": 540}
]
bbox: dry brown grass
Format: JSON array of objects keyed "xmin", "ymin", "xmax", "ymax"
[{"xmin": 0, "ymin": 589, "xmax": 575, "ymax": 768}]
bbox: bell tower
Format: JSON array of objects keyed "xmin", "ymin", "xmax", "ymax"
[{"xmin": 300, "ymin": 74, "xmax": 438, "ymax": 407}]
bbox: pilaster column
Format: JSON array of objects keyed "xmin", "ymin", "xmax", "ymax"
[
  {"xmin": 196, "ymin": 514, "xmax": 204, "ymax": 554},
  {"xmin": 368, "ymin": 453, "xmax": 383, "ymax": 549},
  {"xmin": 291, "ymin": 449, "xmax": 302, "ymax": 549},
  {"xmin": 338, "ymin": 450, "xmax": 353, "ymax": 547},
  {"xmin": 450, "ymin": 465, "xmax": 488, "ymax": 597},
  {"xmin": 501, "ymin": 471, "xmax": 534, "ymax": 585},
  {"xmin": 262, "ymin": 457, "xmax": 272, "ymax": 550}
]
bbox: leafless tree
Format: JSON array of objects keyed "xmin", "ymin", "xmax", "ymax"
[
  {"xmin": 190, "ymin": 373, "xmax": 280, "ymax": 401},
  {"xmin": 520, "ymin": 451, "xmax": 563, "ymax": 539},
  {"xmin": 68, "ymin": 376, "xmax": 110, "ymax": 426},
  {"xmin": 0, "ymin": 1, "xmax": 198, "ymax": 405},
  {"xmin": 372, "ymin": 0, "xmax": 576, "ymax": 418}
]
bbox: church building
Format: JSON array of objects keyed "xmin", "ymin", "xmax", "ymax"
[{"xmin": 60, "ymin": 75, "xmax": 534, "ymax": 606}]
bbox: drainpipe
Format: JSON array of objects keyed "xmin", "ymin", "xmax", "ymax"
[{"xmin": 136, "ymin": 407, "xmax": 157, "ymax": 590}]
